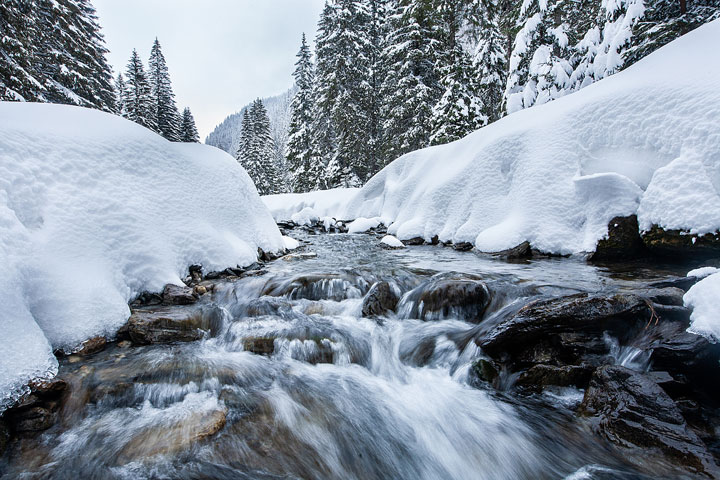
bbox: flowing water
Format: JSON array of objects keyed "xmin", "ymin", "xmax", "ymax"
[{"xmin": 0, "ymin": 232, "xmax": 697, "ymax": 479}]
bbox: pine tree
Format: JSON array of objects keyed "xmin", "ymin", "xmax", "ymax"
[
  {"xmin": 148, "ymin": 38, "xmax": 181, "ymax": 141},
  {"xmin": 237, "ymin": 100, "xmax": 281, "ymax": 195},
  {"xmin": 124, "ymin": 49, "xmax": 157, "ymax": 131},
  {"xmin": 114, "ymin": 73, "xmax": 127, "ymax": 116},
  {"xmin": 286, "ymin": 34, "xmax": 317, "ymax": 193},
  {"xmin": 179, "ymin": 107, "xmax": 200, "ymax": 142}
]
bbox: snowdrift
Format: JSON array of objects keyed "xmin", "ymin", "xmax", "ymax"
[
  {"xmin": 0, "ymin": 102, "xmax": 283, "ymax": 408},
  {"xmin": 263, "ymin": 188, "xmax": 359, "ymax": 223},
  {"xmin": 341, "ymin": 20, "xmax": 720, "ymax": 254}
]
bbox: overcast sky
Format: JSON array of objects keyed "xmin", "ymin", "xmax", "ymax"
[{"xmin": 94, "ymin": 0, "xmax": 325, "ymax": 140}]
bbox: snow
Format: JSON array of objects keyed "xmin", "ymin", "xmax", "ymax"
[
  {"xmin": 282, "ymin": 236, "xmax": 300, "ymax": 250},
  {"xmin": 687, "ymin": 267, "xmax": 719, "ymax": 279},
  {"xmin": 263, "ymin": 188, "xmax": 359, "ymax": 222},
  {"xmin": 347, "ymin": 217, "xmax": 382, "ymax": 234},
  {"xmin": 340, "ymin": 20, "xmax": 720, "ymax": 254},
  {"xmin": 290, "ymin": 207, "xmax": 319, "ymax": 226},
  {"xmin": 381, "ymin": 235, "xmax": 405, "ymax": 249},
  {"xmin": 0, "ymin": 102, "xmax": 283, "ymax": 409},
  {"xmin": 684, "ymin": 272, "xmax": 720, "ymax": 342}
]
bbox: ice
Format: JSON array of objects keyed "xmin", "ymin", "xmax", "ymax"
[
  {"xmin": 687, "ymin": 267, "xmax": 719, "ymax": 279},
  {"xmin": 263, "ymin": 187, "xmax": 359, "ymax": 222},
  {"xmin": 381, "ymin": 235, "xmax": 405, "ymax": 248},
  {"xmin": 347, "ymin": 217, "xmax": 382, "ymax": 234},
  {"xmin": 339, "ymin": 20, "xmax": 720, "ymax": 254},
  {"xmin": 684, "ymin": 272, "xmax": 720, "ymax": 342},
  {"xmin": 0, "ymin": 102, "xmax": 283, "ymax": 409}
]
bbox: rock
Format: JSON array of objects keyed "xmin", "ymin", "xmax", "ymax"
[
  {"xmin": 8, "ymin": 407, "xmax": 56, "ymax": 433},
  {"xmin": 452, "ymin": 242, "xmax": 473, "ymax": 251},
  {"xmin": 188, "ymin": 264, "xmax": 203, "ymax": 283},
  {"xmin": 471, "ymin": 359, "xmax": 499, "ymax": 384},
  {"xmin": 403, "ymin": 237, "xmax": 425, "ymax": 246},
  {"xmin": 4, "ymin": 378, "xmax": 68, "ymax": 434},
  {"xmin": 258, "ymin": 247, "xmax": 283, "ymax": 262},
  {"xmin": 580, "ymin": 365, "xmax": 719, "ymax": 477},
  {"xmin": 515, "ymin": 364, "xmax": 594, "ymax": 391},
  {"xmin": 0, "ymin": 420, "xmax": 9, "ymax": 455},
  {"xmin": 650, "ymin": 329, "xmax": 720, "ymax": 395},
  {"xmin": 406, "ymin": 274, "xmax": 491, "ymax": 322},
  {"xmin": 119, "ymin": 407, "xmax": 227, "ymax": 461},
  {"xmin": 648, "ymin": 276, "xmax": 700, "ymax": 292},
  {"xmin": 479, "ymin": 293, "xmax": 649, "ymax": 364},
  {"xmin": 642, "ymin": 225, "xmax": 720, "ymax": 259},
  {"xmin": 194, "ymin": 285, "xmax": 207, "ymax": 295},
  {"xmin": 636, "ymin": 286, "xmax": 686, "ymax": 307},
  {"xmin": 127, "ymin": 306, "xmax": 215, "ymax": 344},
  {"xmin": 486, "ymin": 241, "xmax": 532, "ymax": 259},
  {"xmin": 76, "ymin": 336, "xmax": 106, "ymax": 356},
  {"xmin": 162, "ymin": 284, "xmax": 197, "ymax": 305},
  {"xmin": 590, "ymin": 215, "xmax": 646, "ymax": 261},
  {"xmin": 243, "ymin": 337, "xmax": 276, "ymax": 355},
  {"xmin": 262, "ymin": 272, "xmax": 368, "ymax": 301},
  {"xmin": 361, "ymin": 281, "xmax": 399, "ymax": 317},
  {"xmin": 282, "ymin": 252, "xmax": 318, "ymax": 261},
  {"xmin": 117, "ymin": 340, "xmax": 132, "ymax": 348}
]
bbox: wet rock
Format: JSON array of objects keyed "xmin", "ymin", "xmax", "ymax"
[
  {"xmin": 244, "ymin": 297, "xmax": 295, "ymax": 318},
  {"xmin": 479, "ymin": 293, "xmax": 650, "ymax": 364},
  {"xmin": 127, "ymin": 306, "xmax": 212, "ymax": 344},
  {"xmin": 4, "ymin": 378, "xmax": 68, "ymax": 434},
  {"xmin": 130, "ymin": 291, "xmax": 163, "ymax": 306},
  {"xmin": 515, "ymin": 364, "xmax": 594, "ymax": 391},
  {"xmin": 277, "ymin": 220, "xmax": 296, "ymax": 230},
  {"xmin": 162, "ymin": 284, "xmax": 197, "ymax": 305},
  {"xmin": 642, "ymin": 225, "xmax": 720, "ymax": 259},
  {"xmin": 590, "ymin": 215, "xmax": 646, "ymax": 261},
  {"xmin": 647, "ymin": 275, "xmax": 700, "ymax": 292},
  {"xmin": 119, "ymin": 407, "xmax": 227, "ymax": 461},
  {"xmin": 243, "ymin": 337, "xmax": 276, "ymax": 355},
  {"xmin": 262, "ymin": 272, "xmax": 368, "ymax": 301},
  {"xmin": 486, "ymin": 241, "xmax": 532, "ymax": 259},
  {"xmin": 405, "ymin": 274, "xmax": 491, "ymax": 322},
  {"xmin": 361, "ymin": 282, "xmax": 399, "ymax": 317},
  {"xmin": 193, "ymin": 285, "xmax": 207, "ymax": 296},
  {"xmin": 0, "ymin": 420, "xmax": 8, "ymax": 454},
  {"xmin": 636, "ymin": 286, "xmax": 685, "ymax": 307},
  {"xmin": 117, "ymin": 340, "xmax": 132, "ymax": 348},
  {"xmin": 471, "ymin": 359, "xmax": 499, "ymax": 384},
  {"xmin": 76, "ymin": 336, "xmax": 106, "ymax": 356},
  {"xmin": 282, "ymin": 251, "xmax": 318, "ymax": 261},
  {"xmin": 650, "ymin": 329, "xmax": 720, "ymax": 395},
  {"xmin": 258, "ymin": 247, "xmax": 284, "ymax": 262},
  {"xmin": 452, "ymin": 242, "xmax": 473, "ymax": 252},
  {"xmin": 580, "ymin": 365, "xmax": 719, "ymax": 477},
  {"xmin": 403, "ymin": 237, "xmax": 425, "ymax": 246}
]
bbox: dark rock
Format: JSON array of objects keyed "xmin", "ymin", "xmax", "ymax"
[
  {"xmin": 276, "ymin": 221, "xmax": 296, "ymax": 230},
  {"xmin": 471, "ymin": 359, "xmax": 499, "ymax": 384},
  {"xmin": 404, "ymin": 274, "xmax": 491, "ymax": 322},
  {"xmin": 404, "ymin": 237, "xmax": 425, "ymax": 246},
  {"xmin": 452, "ymin": 242, "xmax": 474, "ymax": 251},
  {"xmin": 479, "ymin": 293, "xmax": 650, "ymax": 364},
  {"xmin": 76, "ymin": 336, "xmax": 106, "ymax": 356},
  {"xmin": 4, "ymin": 378, "xmax": 68, "ymax": 434},
  {"xmin": 430, "ymin": 235, "xmax": 440, "ymax": 245},
  {"xmin": 243, "ymin": 337, "xmax": 276, "ymax": 355},
  {"xmin": 515, "ymin": 364, "xmax": 594, "ymax": 391},
  {"xmin": 362, "ymin": 282, "xmax": 399, "ymax": 317},
  {"xmin": 162, "ymin": 284, "xmax": 197, "ymax": 305},
  {"xmin": 9, "ymin": 407, "xmax": 56, "ymax": 432},
  {"xmin": 258, "ymin": 247, "xmax": 283, "ymax": 262},
  {"xmin": 244, "ymin": 297, "xmax": 294, "ymax": 318},
  {"xmin": 262, "ymin": 272, "xmax": 368, "ymax": 301},
  {"xmin": 486, "ymin": 241, "xmax": 532, "ymax": 259},
  {"xmin": 580, "ymin": 365, "xmax": 719, "ymax": 477},
  {"xmin": 127, "ymin": 306, "xmax": 215, "ymax": 344},
  {"xmin": 242, "ymin": 337, "xmax": 334, "ymax": 364},
  {"xmin": 650, "ymin": 329, "xmax": 720, "ymax": 395},
  {"xmin": 648, "ymin": 276, "xmax": 700, "ymax": 292},
  {"xmin": 0, "ymin": 420, "xmax": 9, "ymax": 454},
  {"xmin": 642, "ymin": 225, "xmax": 720, "ymax": 259},
  {"xmin": 636, "ymin": 286, "xmax": 686, "ymax": 307},
  {"xmin": 130, "ymin": 291, "xmax": 163, "ymax": 306},
  {"xmin": 590, "ymin": 215, "xmax": 646, "ymax": 261}
]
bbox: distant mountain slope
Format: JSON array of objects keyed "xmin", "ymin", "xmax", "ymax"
[{"xmin": 205, "ymin": 87, "xmax": 295, "ymax": 171}]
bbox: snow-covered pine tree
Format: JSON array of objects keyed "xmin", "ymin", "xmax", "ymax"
[
  {"xmin": 237, "ymin": 99, "xmax": 281, "ymax": 195},
  {"xmin": 380, "ymin": 0, "xmax": 443, "ymax": 163},
  {"xmin": 148, "ymin": 38, "xmax": 181, "ymax": 141},
  {"xmin": 0, "ymin": 0, "xmax": 43, "ymax": 101},
  {"xmin": 286, "ymin": 34, "xmax": 317, "ymax": 193},
  {"xmin": 124, "ymin": 49, "xmax": 157, "ymax": 131},
  {"xmin": 114, "ymin": 73, "xmax": 127, "ymax": 116},
  {"xmin": 365, "ymin": 0, "xmax": 390, "ymax": 173},
  {"xmin": 179, "ymin": 107, "xmax": 200, "ymax": 142}
]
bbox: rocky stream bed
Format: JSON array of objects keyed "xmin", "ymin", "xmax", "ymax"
[{"xmin": 1, "ymin": 225, "xmax": 719, "ymax": 479}]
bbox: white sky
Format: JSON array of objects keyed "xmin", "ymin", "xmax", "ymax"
[{"xmin": 94, "ymin": 0, "xmax": 325, "ymax": 140}]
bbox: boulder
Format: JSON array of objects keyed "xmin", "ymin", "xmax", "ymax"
[
  {"xmin": 361, "ymin": 282, "xmax": 399, "ymax": 317},
  {"xmin": 4, "ymin": 378, "xmax": 68, "ymax": 434},
  {"xmin": 642, "ymin": 225, "xmax": 720, "ymax": 259},
  {"xmin": 471, "ymin": 359, "xmax": 499, "ymax": 384},
  {"xmin": 282, "ymin": 251, "xmax": 318, "ymax": 261},
  {"xmin": 162, "ymin": 284, "xmax": 197, "ymax": 305},
  {"xmin": 0, "ymin": 420, "xmax": 8, "ymax": 455},
  {"xmin": 515, "ymin": 364, "xmax": 594, "ymax": 391},
  {"xmin": 403, "ymin": 237, "xmax": 425, "ymax": 246},
  {"xmin": 479, "ymin": 293, "xmax": 649, "ymax": 365},
  {"xmin": 403, "ymin": 274, "xmax": 491, "ymax": 322},
  {"xmin": 75, "ymin": 336, "xmax": 106, "ymax": 356},
  {"xmin": 590, "ymin": 215, "xmax": 646, "ymax": 261},
  {"xmin": 580, "ymin": 365, "xmax": 719, "ymax": 477},
  {"xmin": 452, "ymin": 242, "xmax": 474, "ymax": 251},
  {"xmin": 262, "ymin": 272, "xmax": 367, "ymax": 301},
  {"xmin": 127, "ymin": 306, "xmax": 215, "ymax": 344},
  {"xmin": 486, "ymin": 241, "xmax": 532, "ymax": 260}
]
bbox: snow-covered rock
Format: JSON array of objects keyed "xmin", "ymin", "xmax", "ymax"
[
  {"xmin": 687, "ymin": 267, "xmax": 720, "ymax": 280},
  {"xmin": 380, "ymin": 235, "xmax": 405, "ymax": 249},
  {"xmin": 347, "ymin": 217, "xmax": 383, "ymax": 234},
  {"xmin": 684, "ymin": 272, "xmax": 720, "ymax": 342},
  {"xmin": 282, "ymin": 236, "xmax": 300, "ymax": 250},
  {"xmin": 341, "ymin": 20, "xmax": 720, "ymax": 254},
  {"xmin": 0, "ymin": 102, "xmax": 283, "ymax": 409},
  {"xmin": 263, "ymin": 188, "xmax": 359, "ymax": 222}
]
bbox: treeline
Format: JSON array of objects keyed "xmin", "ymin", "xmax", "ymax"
[
  {"xmin": 284, "ymin": 0, "xmax": 720, "ymax": 193},
  {"xmin": 0, "ymin": 0, "xmax": 199, "ymax": 142}
]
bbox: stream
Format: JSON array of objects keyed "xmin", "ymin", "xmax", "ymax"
[{"xmin": 0, "ymin": 231, "xmax": 704, "ymax": 479}]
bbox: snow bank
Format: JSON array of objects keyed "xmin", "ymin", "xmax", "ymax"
[
  {"xmin": 684, "ymin": 272, "xmax": 720, "ymax": 342},
  {"xmin": 0, "ymin": 102, "xmax": 283, "ymax": 408},
  {"xmin": 263, "ymin": 188, "xmax": 359, "ymax": 222},
  {"xmin": 282, "ymin": 236, "xmax": 300, "ymax": 250},
  {"xmin": 341, "ymin": 20, "xmax": 720, "ymax": 254},
  {"xmin": 381, "ymin": 235, "xmax": 405, "ymax": 249},
  {"xmin": 687, "ymin": 267, "xmax": 720, "ymax": 279},
  {"xmin": 347, "ymin": 217, "xmax": 383, "ymax": 234}
]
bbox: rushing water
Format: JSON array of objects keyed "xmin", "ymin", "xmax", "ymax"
[{"xmin": 1, "ymin": 232, "xmax": 697, "ymax": 479}]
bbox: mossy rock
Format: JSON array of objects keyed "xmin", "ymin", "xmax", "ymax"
[{"xmin": 642, "ymin": 225, "xmax": 720, "ymax": 259}]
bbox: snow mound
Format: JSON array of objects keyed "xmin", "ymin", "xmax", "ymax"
[
  {"xmin": 341, "ymin": 20, "xmax": 720, "ymax": 254},
  {"xmin": 263, "ymin": 188, "xmax": 359, "ymax": 222},
  {"xmin": 687, "ymin": 267, "xmax": 720, "ymax": 279},
  {"xmin": 381, "ymin": 235, "xmax": 405, "ymax": 249},
  {"xmin": 0, "ymin": 102, "xmax": 283, "ymax": 409},
  {"xmin": 348, "ymin": 217, "xmax": 382, "ymax": 234},
  {"xmin": 684, "ymin": 272, "xmax": 720, "ymax": 342},
  {"xmin": 282, "ymin": 236, "xmax": 301, "ymax": 250}
]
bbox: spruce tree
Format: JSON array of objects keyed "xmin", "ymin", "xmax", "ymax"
[
  {"xmin": 148, "ymin": 38, "xmax": 181, "ymax": 141},
  {"xmin": 237, "ymin": 100, "xmax": 281, "ymax": 195},
  {"xmin": 286, "ymin": 34, "xmax": 317, "ymax": 193},
  {"xmin": 179, "ymin": 107, "xmax": 200, "ymax": 142},
  {"xmin": 124, "ymin": 49, "xmax": 157, "ymax": 131},
  {"xmin": 114, "ymin": 73, "xmax": 127, "ymax": 116}
]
